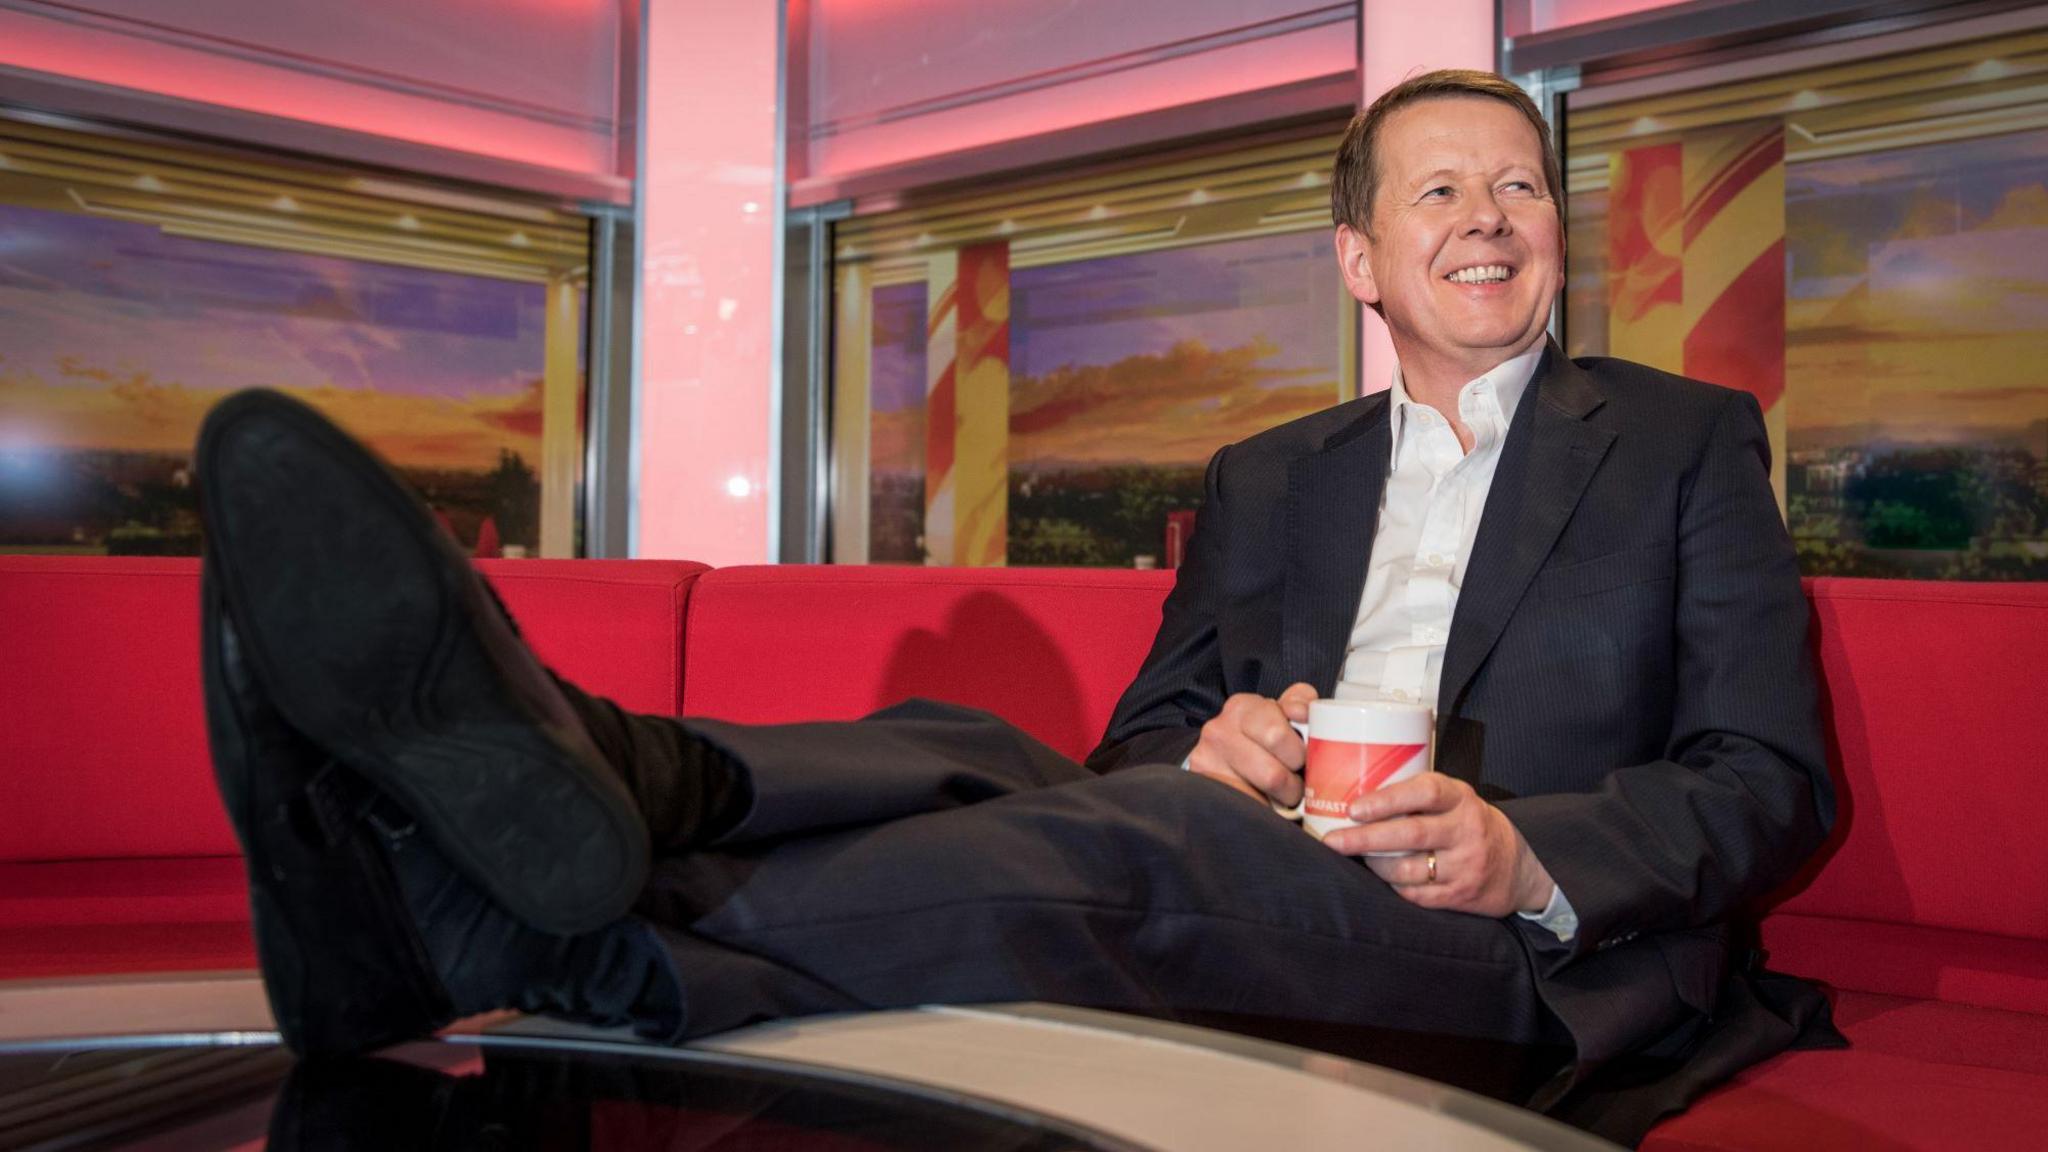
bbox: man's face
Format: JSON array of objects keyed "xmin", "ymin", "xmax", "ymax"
[{"xmin": 1336, "ymin": 97, "xmax": 1564, "ymax": 379}]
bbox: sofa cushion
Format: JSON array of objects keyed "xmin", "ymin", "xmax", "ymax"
[
  {"xmin": 478, "ymin": 558, "xmax": 707, "ymax": 717},
  {"xmin": 1, "ymin": 558, "xmax": 220, "ymax": 862},
  {"xmin": 1643, "ymin": 991, "xmax": 2048, "ymax": 1151},
  {"xmin": 0, "ymin": 556, "xmax": 705, "ymax": 864},
  {"xmin": 1761, "ymin": 579, "xmax": 2048, "ymax": 1010},
  {"xmin": 683, "ymin": 566, "xmax": 1176, "ymax": 763},
  {"xmin": 1760, "ymin": 913, "xmax": 2048, "ymax": 1020},
  {"xmin": 0, "ymin": 857, "xmax": 254, "ymax": 979}
]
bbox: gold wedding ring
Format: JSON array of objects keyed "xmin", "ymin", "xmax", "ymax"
[{"xmin": 1425, "ymin": 851, "xmax": 1438, "ymax": 884}]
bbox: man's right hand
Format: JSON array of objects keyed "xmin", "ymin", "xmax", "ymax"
[{"xmin": 1186, "ymin": 682, "xmax": 1318, "ymax": 807}]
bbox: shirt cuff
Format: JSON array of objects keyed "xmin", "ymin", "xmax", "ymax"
[{"xmin": 1515, "ymin": 883, "xmax": 1578, "ymax": 943}]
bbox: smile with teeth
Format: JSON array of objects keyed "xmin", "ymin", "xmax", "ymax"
[{"xmin": 1447, "ymin": 265, "xmax": 1515, "ymax": 285}]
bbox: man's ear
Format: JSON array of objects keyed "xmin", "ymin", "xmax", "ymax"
[{"xmin": 1334, "ymin": 224, "xmax": 1380, "ymax": 307}]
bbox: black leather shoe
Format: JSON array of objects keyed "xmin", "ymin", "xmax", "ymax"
[
  {"xmin": 207, "ymin": 578, "xmax": 684, "ymax": 1054},
  {"xmin": 202, "ymin": 576, "xmax": 454, "ymax": 1055},
  {"xmin": 195, "ymin": 388, "xmax": 648, "ymax": 935}
]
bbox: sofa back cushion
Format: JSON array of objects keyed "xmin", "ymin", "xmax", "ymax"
[
  {"xmin": 2, "ymin": 558, "xmax": 216, "ymax": 862},
  {"xmin": 1772, "ymin": 579, "xmax": 2048, "ymax": 934},
  {"xmin": 683, "ymin": 566, "xmax": 1176, "ymax": 763},
  {"xmin": 0, "ymin": 556, "xmax": 705, "ymax": 863},
  {"xmin": 1763, "ymin": 578, "xmax": 2048, "ymax": 1012}
]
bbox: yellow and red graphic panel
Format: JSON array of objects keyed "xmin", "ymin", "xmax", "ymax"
[
  {"xmin": 1607, "ymin": 122, "xmax": 1788, "ymax": 508},
  {"xmin": 923, "ymin": 242, "xmax": 1011, "ymax": 565}
]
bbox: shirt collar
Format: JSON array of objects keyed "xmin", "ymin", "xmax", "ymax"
[{"xmin": 1386, "ymin": 344, "xmax": 1546, "ymax": 466}]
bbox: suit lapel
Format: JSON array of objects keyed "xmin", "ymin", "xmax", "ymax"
[
  {"xmin": 1282, "ymin": 395, "xmax": 1390, "ymax": 695},
  {"xmin": 1436, "ymin": 345, "xmax": 1616, "ymax": 731}
]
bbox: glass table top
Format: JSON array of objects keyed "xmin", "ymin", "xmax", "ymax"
[
  {"xmin": 0, "ymin": 1035, "xmax": 1135, "ymax": 1152},
  {"xmin": 0, "ymin": 976, "xmax": 1618, "ymax": 1152}
]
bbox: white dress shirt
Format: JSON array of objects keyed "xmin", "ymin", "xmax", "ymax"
[{"xmin": 1334, "ymin": 346, "xmax": 1578, "ymax": 942}]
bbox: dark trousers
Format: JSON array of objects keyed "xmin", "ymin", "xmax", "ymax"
[{"xmin": 573, "ymin": 696, "xmax": 1572, "ymax": 1102}]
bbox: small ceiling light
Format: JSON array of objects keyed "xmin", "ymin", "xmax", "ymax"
[
  {"xmin": 1971, "ymin": 59, "xmax": 2012, "ymax": 81},
  {"xmin": 1788, "ymin": 89, "xmax": 1823, "ymax": 110},
  {"xmin": 1189, "ymin": 189, "xmax": 1210, "ymax": 205},
  {"xmin": 135, "ymin": 174, "xmax": 164, "ymax": 191},
  {"xmin": 725, "ymin": 475, "xmax": 753, "ymax": 499},
  {"xmin": 1298, "ymin": 171, "xmax": 1321, "ymax": 187},
  {"xmin": 1088, "ymin": 204, "xmax": 1109, "ymax": 220},
  {"xmin": 508, "ymin": 230, "xmax": 531, "ymax": 248},
  {"xmin": 1629, "ymin": 116, "xmax": 1660, "ymax": 135},
  {"xmin": 741, "ymin": 201, "xmax": 760, "ymax": 214},
  {"xmin": 0, "ymin": 153, "xmax": 11, "ymax": 169},
  {"xmin": 396, "ymin": 213, "xmax": 421, "ymax": 230},
  {"xmin": 272, "ymin": 195, "xmax": 299, "ymax": 212},
  {"xmin": 996, "ymin": 219, "xmax": 1015, "ymax": 235}
]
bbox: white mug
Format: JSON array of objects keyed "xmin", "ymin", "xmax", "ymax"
[{"xmin": 1279, "ymin": 698, "xmax": 1434, "ymax": 846}]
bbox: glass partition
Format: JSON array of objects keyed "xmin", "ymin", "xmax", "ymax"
[
  {"xmin": 0, "ymin": 119, "xmax": 591, "ymax": 557},
  {"xmin": 1564, "ymin": 29, "xmax": 2048, "ymax": 580},
  {"xmin": 831, "ymin": 129, "xmax": 1356, "ymax": 567}
]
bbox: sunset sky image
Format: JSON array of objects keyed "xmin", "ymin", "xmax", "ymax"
[
  {"xmin": 0, "ymin": 204, "xmax": 550, "ymax": 472},
  {"xmin": 1785, "ymin": 129, "xmax": 2048, "ymax": 446},
  {"xmin": 870, "ymin": 231, "xmax": 1346, "ymax": 474}
]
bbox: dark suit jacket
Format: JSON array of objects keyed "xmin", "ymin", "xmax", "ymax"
[{"xmin": 1086, "ymin": 343, "xmax": 1837, "ymax": 1118}]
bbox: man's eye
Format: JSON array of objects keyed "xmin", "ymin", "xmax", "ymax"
[
  {"xmin": 1422, "ymin": 186, "xmax": 1453, "ymax": 199},
  {"xmin": 1501, "ymin": 181, "xmax": 1536, "ymax": 194}
]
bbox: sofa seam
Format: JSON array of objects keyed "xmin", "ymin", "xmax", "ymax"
[
  {"xmin": 1765, "ymin": 909, "xmax": 2048, "ymax": 948},
  {"xmin": 700, "ymin": 577, "xmax": 1172, "ymax": 594}
]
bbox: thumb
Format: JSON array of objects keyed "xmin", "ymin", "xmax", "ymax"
[{"xmin": 1279, "ymin": 681, "xmax": 1318, "ymax": 720}]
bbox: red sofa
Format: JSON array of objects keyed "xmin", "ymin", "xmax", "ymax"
[{"xmin": 3, "ymin": 555, "xmax": 2044, "ymax": 1150}]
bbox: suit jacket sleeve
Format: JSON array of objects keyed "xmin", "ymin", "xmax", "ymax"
[
  {"xmin": 1499, "ymin": 391, "xmax": 1834, "ymax": 959},
  {"xmin": 1084, "ymin": 444, "xmax": 1236, "ymax": 772}
]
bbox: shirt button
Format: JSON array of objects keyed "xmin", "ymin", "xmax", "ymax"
[
  {"xmin": 1427, "ymin": 553, "xmax": 1445, "ymax": 566},
  {"xmin": 1391, "ymin": 689, "xmax": 1410, "ymax": 701}
]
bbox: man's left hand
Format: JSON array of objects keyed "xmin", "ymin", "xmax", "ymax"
[{"xmin": 1319, "ymin": 773, "xmax": 1555, "ymax": 918}]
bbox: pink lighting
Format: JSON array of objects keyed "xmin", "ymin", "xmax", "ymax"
[
  {"xmin": 802, "ymin": 0, "xmax": 1356, "ymax": 184},
  {"xmin": 0, "ymin": 1, "xmax": 623, "ymax": 179},
  {"xmin": 1357, "ymin": 0, "xmax": 1497, "ymax": 394},
  {"xmin": 810, "ymin": 24, "xmax": 1355, "ymax": 180},
  {"xmin": 634, "ymin": 2, "xmax": 780, "ymax": 564},
  {"xmin": 1517, "ymin": 0, "xmax": 1694, "ymax": 36}
]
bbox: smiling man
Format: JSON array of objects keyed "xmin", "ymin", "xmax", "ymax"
[
  {"xmin": 196, "ymin": 71, "xmax": 1835, "ymax": 1147},
  {"xmin": 1093, "ymin": 73, "xmax": 1837, "ymax": 1137}
]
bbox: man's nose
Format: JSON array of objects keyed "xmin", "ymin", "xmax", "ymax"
[{"xmin": 1461, "ymin": 192, "xmax": 1509, "ymax": 237}]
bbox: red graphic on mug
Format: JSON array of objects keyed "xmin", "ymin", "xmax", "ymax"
[{"xmin": 1303, "ymin": 741, "xmax": 1429, "ymax": 817}]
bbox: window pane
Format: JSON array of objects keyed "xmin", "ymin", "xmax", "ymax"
[
  {"xmin": 0, "ymin": 121, "xmax": 590, "ymax": 558},
  {"xmin": 1009, "ymin": 232, "xmax": 1343, "ymax": 567},
  {"xmin": 1563, "ymin": 32, "xmax": 2048, "ymax": 580},
  {"xmin": 869, "ymin": 280, "xmax": 929, "ymax": 564},
  {"xmin": 830, "ymin": 130, "xmax": 1352, "ymax": 568}
]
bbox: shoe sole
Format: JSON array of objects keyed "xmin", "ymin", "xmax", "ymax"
[{"xmin": 196, "ymin": 389, "xmax": 649, "ymax": 936}]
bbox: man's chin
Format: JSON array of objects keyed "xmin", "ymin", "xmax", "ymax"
[{"xmin": 1444, "ymin": 329, "xmax": 1547, "ymax": 364}]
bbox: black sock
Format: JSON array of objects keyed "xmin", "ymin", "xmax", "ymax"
[{"xmin": 550, "ymin": 675, "xmax": 752, "ymax": 854}]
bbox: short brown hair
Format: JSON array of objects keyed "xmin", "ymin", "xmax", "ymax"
[{"xmin": 1330, "ymin": 69, "xmax": 1563, "ymax": 235}]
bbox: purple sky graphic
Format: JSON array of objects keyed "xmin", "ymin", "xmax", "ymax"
[
  {"xmin": 868, "ymin": 231, "xmax": 1341, "ymax": 414},
  {"xmin": 0, "ymin": 203, "xmax": 546, "ymax": 400},
  {"xmin": 1010, "ymin": 231, "xmax": 1339, "ymax": 381}
]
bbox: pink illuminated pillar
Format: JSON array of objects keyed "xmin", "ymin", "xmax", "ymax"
[
  {"xmin": 1357, "ymin": 0, "xmax": 1496, "ymax": 394},
  {"xmin": 635, "ymin": 3, "xmax": 781, "ymax": 562}
]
